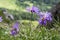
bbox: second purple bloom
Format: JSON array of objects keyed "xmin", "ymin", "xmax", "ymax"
[{"xmin": 38, "ymin": 12, "xmax": 52, "ymax": 25}]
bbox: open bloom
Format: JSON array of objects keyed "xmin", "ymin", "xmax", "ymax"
[
  {"xmin": 39, "ymin": 19, "xmax": 47, "ymax": 25},
  {"xmin": 10, "ymin": 21, "xmax": 19, "ymax": 36},
  {"xmin": 26, "ymin": 6, "xmax": 40, "ymax": 14},
  {"xmin": 38, "ymin": 12, "xmax": 52, "ymax": 25},
  {"xmin": 0, "ymin": 16, "xmax": 3, "ymax": 22}
]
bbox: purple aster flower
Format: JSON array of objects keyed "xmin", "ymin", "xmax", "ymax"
[
  {"xmin": 44, "ymin": 12, "xmax": 52, "ymax": 21},
  {"xmin": 38, "ymin": 12, "xmax": 52, "ymax": 25},
  {"xmin": 39, "ymin": 19, "xmax": 47, "ymax": 25},
  {"xmin": 10, "ymin": 29, "xmax": 17, "ymax": 36},
  {"xmin": 0, "ymin": 16, "xmax": 3, "ymax": 22},
  {"xmin": 10, "ymin": 21, "xmax": 19, "ymax": 36},
  {"xmin": 26, "ymin": 6, "xmax": 40, "ymax": 14}
]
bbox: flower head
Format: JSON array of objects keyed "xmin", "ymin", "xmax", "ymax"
[
  {"xmin": 39, "ymin": 19, "xmax": 47, "ymax": 25},
  {"xmin": 26, "ymin": 6, "xmax": 40, "ymax": 14},
  {"xmin": 39, "ymin": 12, "xmax": 52, "ymax": 25},
  {"xmin": 10, "ymin": 21, "xmax": 19, "ymax": 36},
  {"xmin": 0, "ymin": 16, "xmax": 3, "ymax": 22},
  {"xmin": 44, "ymin": 12, "xmax": 52, "ymax": 21}
]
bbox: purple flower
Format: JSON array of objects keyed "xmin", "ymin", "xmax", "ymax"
[
  {"xmin": 38, "ymin": 12, "xmax": 52, "ymax": 25},
  {"xmin": 0, "ymin": 16, "xmax": 3, "ymax": 22},
  {"xmin": 26, "ymin": 6, "xmax": 40, "ymax": 14},
  {"xmin": 45, "ymin": 12, "xmax": 52, "ymax": 21},
  {"xmin": 10, "ymin": 22, "xmax": 19, "ymax": 36},
  {"xmin": 39, "ymin": 19, "xmax": 47, "ymax": 25},
  {"xmin": 10, "ymin": 30, "xmax": 17, "ymax": 36}
]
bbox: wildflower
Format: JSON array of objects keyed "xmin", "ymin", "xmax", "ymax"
[
  {"xmin": 26, "ymin": 6, "xmax": 40, "ymax": 14},
  {"xmin": 45, "ymin": 12, "xmax": 52, "ymax": 21},
  {"xmin": 0, "ymin": 16, "xmax": 3, "ymax": 22},
  {"xmin": 39, "ymin": 19, "xmax": 47, "ymax": 25},
  {"xmin": 38, "ymin": 12, "xmax": 52, "ymax": 25},
  {"xmin": 10, "ymin": 21, "xmax": 19, "ymax": 36}
]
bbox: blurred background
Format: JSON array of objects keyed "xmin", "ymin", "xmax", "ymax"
[{"xmin": 0, "ymin": 0, "xmax": 60, "ymax": 40}]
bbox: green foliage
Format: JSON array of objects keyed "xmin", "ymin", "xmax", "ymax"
[
  {"xmin": 0, "ymin": 0, "xmax": 60, "ymax": 40},
  {"xmin": 0, "ymin": 20, "xmax": 60, "ymax": 40},
  {"xmin": 0, "ymin": 9, "xmax": 13, "ymax": 23}
]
